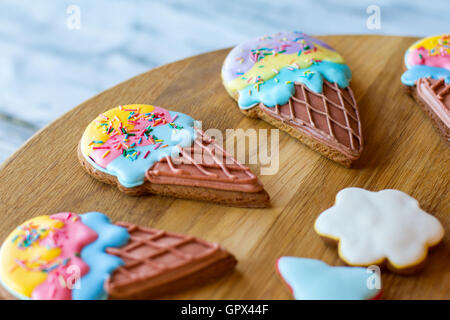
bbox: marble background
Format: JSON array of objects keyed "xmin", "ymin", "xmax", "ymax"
[{"xmin": 0, "ymin": 0, "xmax": 448, "ymax": 163}]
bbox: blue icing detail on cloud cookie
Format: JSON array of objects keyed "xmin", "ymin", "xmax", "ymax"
[
  {"xmin": 277, "ymin": 257, "xmax": 381, "ymax": 300},
  {"xmin": 238, "ymin": 61, "xmax": 351, "ymax": 109},
  {"xmin": 72, "ymin": 212, "xmax": 130, "ymax": 300}
]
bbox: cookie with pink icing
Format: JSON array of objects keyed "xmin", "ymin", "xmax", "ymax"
[
  {"xmin": 221, "ymin": 31, "xmax": 363, "ymax": 167},
  {"xmin": 78, "ymin": 104, "xmax": 269, "ymax": 207},
  {"xmin": 0, "ymin": 212, "xmax": 237, "ymax": 300},
  {"xmin": 0, "ymin": 212, "xmax": 129, "ymax": 300},
  {"xmin": 314, "ymin": 188, "xmax": 444, "ymax": 274},
  {"xmin": 402, "ymin": 34, "xmax": 450, "ymax": 144}
]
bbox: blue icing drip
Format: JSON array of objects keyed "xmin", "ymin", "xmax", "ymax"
[
  {"xmin": 401, "ymin": 49, "xmax": 450, "ymax": 86},
  {"xmin": 277, "ymin": 257, "xmax": 380, "ymax": 300},
  {"xmin": 401, "ymin": 65, "xmax": 450, "ymax": 86},
  {"xmin": 86, "ymin": 111, "xmax": 196, "ymax": 188},
  {"xmin": 238, "ymin": 61, "xmax": 351, "ymax": 109},
  {"xmin": 72, "ymin": 212, "xmax": 130, "ymax": 300}
]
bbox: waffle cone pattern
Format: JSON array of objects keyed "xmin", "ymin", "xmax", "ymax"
[
  {"xmin": 105, "ymin": 222, "xmax": 237, "ymax": 299},
  {"xmin": 147, "ymin": 128, "xmax": 264, "ymax": 193},
  {"xmin": 259, "ymin": 80, "xmax": 363, "ymax": 161},
  {"xmin": 426, "ymin": 78, "xmax": 450, "ymax": 101},
  {"xmin": 415, "ymin": 77, "xmax": 450, "ymax": 143}
]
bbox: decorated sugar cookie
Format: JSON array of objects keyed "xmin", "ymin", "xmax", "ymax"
[
  {"xmin": 222, "ymin": 31, "xmax": 363, "ymax": 167},
  {"xmin": 314, "ymin": 188, "xmax": 444, "ymax": 274},
  {"xmin": 79, "ymin": 104, "xmax": 269, "ymax": 207},
  {"xmin": 401, "ymin": 34, "xmax": 450, "ymax": 144},
  {"xmin": 277, "ymin": 257, "xmax": 382, "ymax": 300},
  {"xmin": 0, "ymin": 212, "xmax": 237, "ymax": 300}
]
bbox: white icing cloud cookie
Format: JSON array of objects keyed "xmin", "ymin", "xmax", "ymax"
[{"xmin": 314, "ymin": 188, "xmax": 444, "ymax": 271}]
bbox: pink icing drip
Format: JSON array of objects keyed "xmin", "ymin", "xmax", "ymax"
[
  {"xmin": 89, "ymin": 106, "xmax": 175, "ymax": 168},
  {"xmin": 31, "ymin": 213, "xmax": 98, "ymax": 300},
  {"xmin": 407, "ymin": 47, "xmax": 450, "ymax": 70}
]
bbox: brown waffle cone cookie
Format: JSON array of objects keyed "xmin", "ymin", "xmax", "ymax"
[
  {"xmin": 78, "ymin": 105, "xmax": 269, "ymax": 208},
  {"xmin": 79, "ymin": 130, "xmax": 269, "ymax": 208},
  {"xmin": 221, "ymin": 32, "xmax": 363, "ymax": 167},
  {"xmin": 105, "ymin": 222, "xmax": 237, "ymax": 299},
  {"xmin": 404, "ymin": 77, "xmax": 450, "ymax": 146},
  {"xmin": 0, "ymin": 213, "xmax": 237, "ymax": 300},
  {"xmin": 241, "ymin": 81, "xmax": 363, "ymax": 167},
  {"xmin": 79, "ymin": 105, "xmax": 269, "ymax": 207}
]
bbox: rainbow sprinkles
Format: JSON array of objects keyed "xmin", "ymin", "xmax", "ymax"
[
  {"xmin": 81, "ymin": 104, "xmax": 195, "ymax": 188},
  {"xmin": 222, "ymin": 31, "xmax": 352, "ymax": 109},
  {"xmin": 0, "ymin": 212, "xmax": 129, "ymax": 300},
  {"xmin": 401, "ymin": 34, "xmax": 450, "ymax": 86}
]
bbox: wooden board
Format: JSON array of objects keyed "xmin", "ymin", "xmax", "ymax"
[{"xmin": 0, "ymin": 35, "xmax": 448, "ymax": 300}]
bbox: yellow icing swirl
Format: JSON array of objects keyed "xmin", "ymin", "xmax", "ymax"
[
  {"xmin": 0, "ymin": 216, "xmax": 63, "ymax": 297},
  {"xmin": 225, "ymin": 43, "xmax": 344, "ymax": 92},
  {"xmin": 81, "ymin": 104, "xmax": 156, "ymax": 157},
  {"xmin": 409, "ymin": 34, "xmax": 450, "ymax": 52}
]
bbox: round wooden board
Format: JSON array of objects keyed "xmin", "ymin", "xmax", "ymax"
[{"xmin": 0, "ymin": 35, "xmax": 449, "ymax": 300}]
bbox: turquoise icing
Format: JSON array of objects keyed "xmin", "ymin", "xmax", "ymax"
[
  {"xmin": 277, "ymin": 257, "xmax": 381, "ymax": 300},
  {"xmin": 401, "ymin": 49, "xmax": 450, "ymax": 86},
  {"xmin": 237, "ymin": 61, "xmax": 351, "ymax": 109},
  {"xmin": 401, "ymin": 65, "xmax": 450, "ymax": 86},
  {"xmin": 86, "ymin": 111, "xmax": 196, "ymax": 188},
  {"xmin": 72, "ymin": 212, "xmax": 130, "ymax": 300}
]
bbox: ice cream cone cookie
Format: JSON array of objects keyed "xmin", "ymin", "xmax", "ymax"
[
  {"xmin": 276, "ymin": 257, "xmax": 382, "ymax": 300},
  {"xmin": 401, "ymin": 34, "xmax": 450, "ymax": 145},
  {"xmin": 0, "ymin": 212, "xmax": 237, "ymax": 300},
  {"xmin": 78, "ymin": 104, "xmax": 269, "ymax": 207},
  {"xmin": 314, "ymin": 188, "xmax": 444, "ymax": 275},
  {"xmin": 222, "ymin": 31, "xmax": 363, "ymax": 167}
]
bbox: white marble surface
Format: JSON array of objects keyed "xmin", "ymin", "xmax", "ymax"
[{"xmin": 0, "ymin": 0, "xmax": 449, "ymax": 163}]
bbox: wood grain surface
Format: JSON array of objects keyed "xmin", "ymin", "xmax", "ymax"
[{"xmin": 0, "ymin": 35, "xmax": 449, "ymax": 300}]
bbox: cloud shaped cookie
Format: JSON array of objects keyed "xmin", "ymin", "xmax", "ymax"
[
  {"xmin": 277, "ymin": 257, "xmax": 381, "ymax": 300},
  {"xmin": 314, "ymin": 188, "xmax": 444, "ymax": 274}
]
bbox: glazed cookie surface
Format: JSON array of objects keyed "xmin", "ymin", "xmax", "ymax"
[
  {"xmin": 401, "ymin": 34, "xmax": 450, "ymax": 144},
  {"xmin": 401, "ymin": 34, "xmax": 450, "ymax": 86},
  {"xmin": 79, "ymin": 104, "xmax": 269, "ymax": 207},
  {"xmin": 0, "ymin": 212, "xmax": 237, "ymax": 300},
  {"xmin": 277, "ymin": 257, "xmax": 382, "ymax": 300},
  {"xmin": 222, "ymin": 31, "xmax": 363, "ymax": 167},
  {"xmin": 80, "ymin": 104, "xmax": 195, "ymax": 189},
  {"xmin": 314, "ymin": 188, "xmax": 444, "ymax": 274}
]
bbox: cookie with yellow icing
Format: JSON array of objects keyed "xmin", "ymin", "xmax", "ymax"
[
  {"xmin": 0, "ymin": 212, "xmax": 237, "ymax": 300},
  {"xmin": 78, "ymin": 104, "xmax": 269, "ymax": 207},
  {"xmin": 222, "ymin": 31, "xmax": 363, "ymax": 167},
  {"xmin": 401, "ymin": 34, "xmax": 450, "ymax": 145}
]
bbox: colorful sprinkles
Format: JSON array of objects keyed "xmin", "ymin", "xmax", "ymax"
[
  {"xmin": 90, "ymin": 107, "xmax": 186, "ymax": 162},
  {"xmin": 9, "ymin": 219, "xmax": 79, "ymax": 274},
  {"xmin": 12, "ymin": 223, "xmax": 51, "ymax": 249},
  {"xmin": 232, "ymin": 36, "xmax": 327, "ymax": 93}
]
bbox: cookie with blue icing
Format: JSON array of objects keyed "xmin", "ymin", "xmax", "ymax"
[
  {"xmin": 401, "ymin": 34, "xmax": 450, "ymax": 145},
  {"xmin": 276, "ymin": 257, "xmax": 382, "ymax": 300},
  {"xmin": 78, "ymin": 104, "xmax": 269, "ymax": 207},
  {"xmin": 222, "ymin": 31, "xmax": 363, "ymax": 167},
  {"xmin": 0, "ymin": 212, "xmax": 237, "ymax": 300}
]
